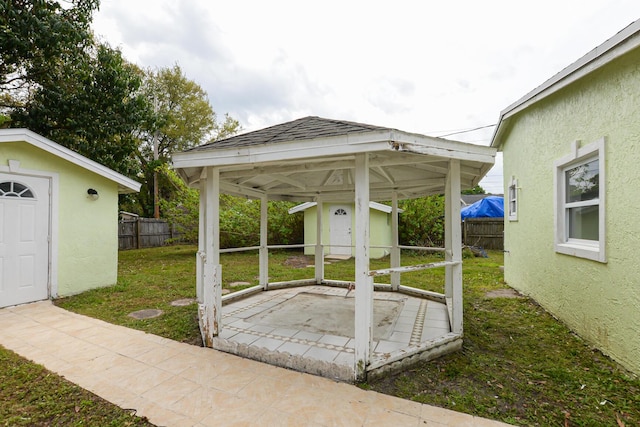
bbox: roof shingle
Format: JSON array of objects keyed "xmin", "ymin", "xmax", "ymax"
[{"xmin": 189, "ymin": 116, "xmax": 391, "ymax": 151}]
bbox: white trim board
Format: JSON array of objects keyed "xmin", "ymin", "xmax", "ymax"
[
  {"xmin": 288, "ymin": 201, "xmax": 403, "ymax": 215},
  {"xmin": 0, "ymin": 129, "xmax": 141, "ymax": 193}
]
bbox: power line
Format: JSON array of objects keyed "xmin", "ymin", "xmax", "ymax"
[{"xmin": 433, "ymin": 123, "xmax": 497, "ymax": 138}]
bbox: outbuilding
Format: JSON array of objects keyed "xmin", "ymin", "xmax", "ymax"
[
  {"xmin": 289, "ymin": 201, "xmax": 402, "ymax": 259},
  {"xmin": 0, "ymin": 129, "xmax": 140, "ymax": 308}
]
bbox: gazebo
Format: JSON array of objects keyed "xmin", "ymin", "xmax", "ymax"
[{"xmin": 172, "ymin": 116, "xmax": 496, "ymax": 382}]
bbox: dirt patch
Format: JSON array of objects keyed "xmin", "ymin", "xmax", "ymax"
[
  {"xmin": 229, "ymin": 281, "xmax": 251, "ymax": 288},
  {"xmin": 170, "ymin": 298, "xmax": 195, "ymax": 307},
  {"xmin": 283, "ymin": 255, "xmax": 314, "ymax": 268},
  {"xmin": 485, "ymin": 288, "xmax": 524, "ymax": 299},
  {"xmin": 128, "ymin": 309, "xmax": 163, "ymax": 319}
]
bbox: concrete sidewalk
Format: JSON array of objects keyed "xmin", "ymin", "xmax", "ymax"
[{"xmin": 0, "ymin": 302, "xmax": 512, "ymax": 426}]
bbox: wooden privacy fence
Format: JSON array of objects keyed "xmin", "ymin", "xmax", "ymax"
[
  {"xmin": 462, "ymin": 217, "xmax": 504, "ymax": 250},
  {"xmin": 118, "ymin": 218, "xmax": 182, "ymax": 250}
]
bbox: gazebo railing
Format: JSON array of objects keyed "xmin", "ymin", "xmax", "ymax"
[
  {"xmin": 368, "ymin": 260, "xmax": 461, "ymax": 277},
  {"xmin": 217, "ymin": 242, "xmax": 457, "ymax": 293}
]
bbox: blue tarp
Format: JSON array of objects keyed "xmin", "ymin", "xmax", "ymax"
[{"xmin": 461, "ymin": 196, "xmax": 504, "ymax": 219}]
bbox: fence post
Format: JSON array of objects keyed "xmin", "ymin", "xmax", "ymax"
[{"xmin": 136, "ymin": 218, "xmax": 142, "ymax": 249}]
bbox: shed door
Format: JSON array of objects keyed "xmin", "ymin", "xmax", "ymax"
[
  {"xmin": 330, "ymin": 205, "xmax": 352, "ymax": 256},
  {"xmin": 0, "ymin": 174, "xmax": 50, "ymax": 308}
]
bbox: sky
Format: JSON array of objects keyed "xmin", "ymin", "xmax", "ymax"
[{"xmin": 92, "ymin": 1, "xmax": 640, "ymax": 194}]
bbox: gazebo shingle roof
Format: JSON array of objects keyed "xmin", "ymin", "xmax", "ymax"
[
  {"xmin": 189, "ymin": 116, "xmax": 390, "ymax": 150},
  {"xmin": 174, "ymin": 115, "xmax": 497, "ymax": 202}
]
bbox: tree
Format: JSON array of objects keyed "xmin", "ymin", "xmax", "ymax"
[
  {"xmin": 157, "ymin": 164, "xmax": 199, "ymax": 243},
  {"xmin": 398, "ymin": 195, "xmax": 445, "ymax": 247},
  {"xmin": 138, "ymin": 65, "xmax": 241, "ymax": 217},
  {"xmin": 140, "ymin": 65, "xmax": 216, "ymax": 161},
  {"xmin": 1, "ymin": 1, "xmax": 242, "ymax": 217},
  {"xmin": 0, "ymin": 0, "xmax": 99, "ymax": 115},
  {"xmin": 462, "ymin": 185, "xmax": 486, "ymax": 195},
  {"xmin": 10, "ymin": 41, "xmax": 152, "ymax": 177}
]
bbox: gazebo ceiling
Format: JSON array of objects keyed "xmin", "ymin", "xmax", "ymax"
[{"xmin": 173, "ymin": 116, "xmax": 496, "ymax": 202}]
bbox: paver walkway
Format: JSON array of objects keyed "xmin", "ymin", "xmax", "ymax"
[{"xmin": 0, "ymin": 301, "xmax": 513, "ymax": 426}]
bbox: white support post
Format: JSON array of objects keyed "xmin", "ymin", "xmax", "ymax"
[
  {"xmin": 196, "ymin": 179, "xmax": 206, "ymax": 302},
  {"xmin": 259, "ymin": 194, "xmax": 268, "ymax": 289},
  {"xmin": 390, "ymin": 192, "xmax": 400, "ymax": 291},
  {"xmin": 444, "ymin": 159, "xmax": 463, "ymax": 335},
  {"xmin": 315, "ymin": 199, "xmax": 324, "ymax": 284},
  {"xmin": 200, "ymin": 166, "xmax": 221, "ymax": 346},
  {"xmin": 354, "ymin": 153, "xmax": 372, "ymax": 381}
]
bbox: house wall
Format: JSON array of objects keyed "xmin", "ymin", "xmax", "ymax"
[
  {"xmin": 301, "ymin": 204, "xmax": 391, "ymax": 258},
  {"xmin": 501, "ymin": 48, "xmax": 640, "ymax": 374},
  {"xmin": 0, "ymin": 142, "xmax": 119, "ymax": 296}
]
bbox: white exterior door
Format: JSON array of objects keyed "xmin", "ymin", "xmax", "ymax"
[
  {"xmin": 0, "ymin": 173, "xmax": 50, "ymax": 308},
  {"xmin": 329, "ymin": 205, "xmax": 352, "ymax": 256}
]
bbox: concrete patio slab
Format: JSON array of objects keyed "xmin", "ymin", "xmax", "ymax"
[
  {"xmin": 215, "ymin": 285, "xmax": 457, "ymax": 381},
  {"xmin": 0, "ymin": 301, "xmax": 513, "ymax": 426}
]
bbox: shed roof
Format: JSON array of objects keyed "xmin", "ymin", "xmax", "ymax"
[
  {"xmin": 0, "ymin": 128, "xmax": 141, "ymax": 194},
  {"xmin": 173, "ymin": 116, "xmax": 496, "ymax": 202},
  {"xmin": 491, "ymin": 19, "xmax": 640, "ymax": 149}
]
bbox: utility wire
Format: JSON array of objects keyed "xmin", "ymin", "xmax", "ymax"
[{"xmin": 433, "ymin": 123, "xmax": 496, "ymax": 138}]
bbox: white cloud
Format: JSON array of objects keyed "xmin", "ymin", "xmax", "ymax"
[{"xmin": 92, "ymin": 0, "xmax": 640, "ymax": 193}]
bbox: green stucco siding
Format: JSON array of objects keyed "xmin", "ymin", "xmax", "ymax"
[
  {"xmin": 501, "ymin": 48, "xmax": 640, "ymax": 374},
  {"xmin": 0, "ymin": 142, "xmax": 119, "ymax": 296}
]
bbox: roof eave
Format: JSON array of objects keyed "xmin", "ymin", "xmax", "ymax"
[
  {"xmin": 173, "ymin": 129, "xmax": 496, "ymax": 170},
  {"xmin": 0, "ymin": 128, "xmax": 141, "ymax": 193}
]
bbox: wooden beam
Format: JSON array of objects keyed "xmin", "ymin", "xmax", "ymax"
[
  {"xmin": 265, "ymin": 173, "xmax": 307, "ymax": 189},
  {"xmin": 354, "ymin": 153, "xmax": 372, "ymax": 381},
  {"xmin": 201, "ymin": 167, "xmax": 221, "ymax": 345},
  {"xmin": 315, "ymin": 199, "xmax": 324, "ymax": 284},
  {"xmin": 396, "ymin": 142, "xmax": 495, "ymax": 164},
  {"xmin": 259, "ymin": 194, "xmax": 268, "ymax": 289},
  {"xmin": 220, "ymin": 158, "xmax": 356, "ymax": 179},
  {"xmin": 219, "ymin": 181, "xmax": 266, "ymax": 199},
  {"xmin": 196, "ymin": 179, "xmax": 205, "ymax": 302},
  {"xmin": 374, "ymin": 166, "xmax": 395, "ymax": 184},
  {"xmin": 391, "ymin": 192, "xmax": 400, "ymax": 290},
  {"xmin": 278, "ymin": 178, "xmax": 444, "ymax": 194},
  {"xmin": 444, "ymin": 159, "xmax": 463, "ymax": 334},
  {"xmin": 369, "ymin": 260, "xmax": 461, "ymax": 277}
]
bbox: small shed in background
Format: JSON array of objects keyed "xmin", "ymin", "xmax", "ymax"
[{"xmin": 289, "ymin": 201, "xmax": 402, "ymax": 259}]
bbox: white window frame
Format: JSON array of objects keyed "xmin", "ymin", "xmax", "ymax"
[
  {"xmin": 554, "ymin": 138, "xmax": 606, "ymax": 263},
  {"xmin": 508, "ymin": 176, "xmax": 518, "ymax": 221}
]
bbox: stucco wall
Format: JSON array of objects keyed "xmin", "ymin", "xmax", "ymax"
[
  {"xmin": 0, "ymin": 142, "xmax": 119, "ymax": 296},
  {"xmin": 501, "ymin": 48, "xmax": 640, "ymax": 374},
  {"xmin": 301, "ymin": 204, "xmax": 392, "ymax": 258}
]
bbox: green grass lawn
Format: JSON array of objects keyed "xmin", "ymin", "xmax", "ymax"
[
  {"xmin": 0, "ymin": 346, "xmax": 154, "ymax": 426},
  {"xmin": 51, "ymin": 245, "xmax": 640, "ymax": 426}
]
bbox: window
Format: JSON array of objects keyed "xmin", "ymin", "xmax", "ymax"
[
  {"xmin": 0, "ymin": 181, "xmax": 34, "ymax": 198},
  {"xmin": 508, "ymin": 176, "xmax": 518, "ymax": 221},
  {"xmin": 334, "ymin": 208, "xmax": 347, "ymax": 216},
  {"xmin": 554, "ymin": 138, "xmax": 605, "ymax": 262}
]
